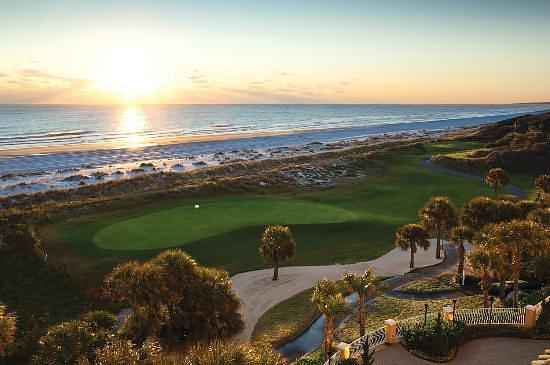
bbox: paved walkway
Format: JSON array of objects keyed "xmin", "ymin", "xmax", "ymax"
[
  {"xmin": 374, "ymin": 337, "xmax": 550, "ymax": 365},
  {"xmin": 419, "ymin": 158, "xmax": 527, "ymax": 199},
  {"xmin": 232, "ymin": 239, "xmax": 446, "ymax": 342}
]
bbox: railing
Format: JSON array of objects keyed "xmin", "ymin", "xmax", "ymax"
[
  {"xmin": 323, "ymin": 306, "xmax": 532, "ymax": 365},
  {"xmin": 455, "ymin": 307, "xmax": 526, "ymax": 325}
]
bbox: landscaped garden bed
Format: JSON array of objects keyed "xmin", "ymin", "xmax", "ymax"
[{"xmin": 395, "ymin": 274, "xmax": 459, "ymax": 295}]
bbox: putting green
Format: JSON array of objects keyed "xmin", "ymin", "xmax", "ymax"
[{"xmin": 93, "ymin": 197, "xmax": 359, "ymax": 250}]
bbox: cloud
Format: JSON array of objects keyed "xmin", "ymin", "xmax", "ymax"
[
  {"xmin": 0, "ymin": 73, "xmax": 8, "ymax": 77},
  {"xmin": 19, "ymin": 68, "xmax": 90, "ymax": 89},
  {"xmin": 188, "ymin": 74, "xmax": 205, "ymax": 80},
  {"xmin": 274, "ymin": 72, "xmax": 294, "ymax": 76}
]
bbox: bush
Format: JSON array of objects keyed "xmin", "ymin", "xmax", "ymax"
[
  {"xmin": 81, "ymin": 311, "xmax": 116, "ymax": 330},
  {"xmin": 519, "ymin": 286, "xmax": 550, "ymax": 307},
  {"xmin": 31, "ymin": 320, "xmax": 109, "ymax": 364},
  {"xmin": 535, "ymin": 298, "xmax": 550, "ymax": 334},
  {"xmin": 402, "ymin": 314, "xmax": 466, "ymax": 359}
]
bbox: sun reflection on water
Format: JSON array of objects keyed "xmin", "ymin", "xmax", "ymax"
[{"xmin": 119, "ymin": 106, "xmax": 149, "ymax": 148}]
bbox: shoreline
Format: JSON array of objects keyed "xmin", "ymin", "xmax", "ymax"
[{"xmin": 0, "ymin": 110, "xmax": 544, "ymax": 197}]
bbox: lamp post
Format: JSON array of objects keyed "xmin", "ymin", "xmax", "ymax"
[
  {"xmin": 424, "ymin": 303, "xmax": 429, "ymax": 325},
  {"xmin": 452, "ymin": 299, "xmax": 457, "ymax": 322},
  {"xmin": 489, "ymin": 296, "xmax": 495, "ymax": 324}
]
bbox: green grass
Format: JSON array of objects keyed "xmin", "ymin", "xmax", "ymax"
[
  {"xmin": 43, "ymin": 141, "xmax": 497, "ymax": 283},
  {"xmin": 94, "ymin": 198, "xmax": 358, "ymax": 250},
  {"xmin": 395, "ymin": 274, "xmax": 459, "ymax": 295},
  {"xmin": 335, "ymin": 295, "xmax": 503, "ymax": 343},
  {"xmin": 251, "ymin": 288, "xmax": 318, "ymax": 347}
]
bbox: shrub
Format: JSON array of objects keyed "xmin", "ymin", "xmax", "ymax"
[
  {"xmin": 81, "ymin": 311, "xmax": 116, "ymax": 330},
  {"xmin": 402, "ymin": 314, "xmax": 466, "ymax": 358},
  {"xmin": 535, "ymin": 298, "xmax": 550, "ymax": 334},
  {"xmin": 519, "ymin": 287, "xmax": 550, "ymax": 307},
  {"xmin": 31, "ymin": 320, "xmax": 109, "ymax": 364}
]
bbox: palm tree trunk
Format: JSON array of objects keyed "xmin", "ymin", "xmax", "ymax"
[
  {"xmin": 457, "ymin": 242, "xmax": 465, "ymax": 281},
  {"xmin": 272, "ymin": 259, "xmax": 279, "ymax": 281},
  {"xmin": 512, "ymin": 256, "xmax": 520, "ymax": 308},
  {"xmin": 324, "ymin": 316, "xmax": 334, "ymax": 360},
  {"xmin": 359, "ymin": 292, "xmax": 366, "ymax": 337},
  {"xmin": 410, "ymin": 249, "xmax": 415, "ymax": 268},
  {"xmin": 513, "ymin": 269, "xmax": 519, "ymax": 308},
  {"xmin": 436, "ymin": 228, "xmax": 441, "ymax": 259},
  {"xmin": 499, "ymin": 277, "xmax": 506, "ymax": 306},
  {"xmin": 482, "ymin": 276, "xmax": 489, "ymax": 308}
]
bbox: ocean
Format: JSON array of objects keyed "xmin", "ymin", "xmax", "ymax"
[
  {"xmin": 1, "ymin": 104, "xmax": 548, "ymax": 151},
  {"xmin": 0, "ymin": 104, "xmax": 548, "ymax": 196}
]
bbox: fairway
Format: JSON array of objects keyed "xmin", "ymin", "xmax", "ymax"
[
  {"xmin": 44, "ymin": 141, "xmax": 535, "ymax": 280},
  {"xmin": 94, "ymin": 198, "xmax": 359, "ymax": 250}
]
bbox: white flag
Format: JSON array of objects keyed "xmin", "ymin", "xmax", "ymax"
[{"xmin": 194, "ymin": 204, "xmax": 200, "ymax": 209}]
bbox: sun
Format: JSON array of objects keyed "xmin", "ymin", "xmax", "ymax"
[{"xmin": 95, "ymin": 47, "xmax": 160, "ymax": 99}]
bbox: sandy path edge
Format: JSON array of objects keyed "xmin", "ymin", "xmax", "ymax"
[{"xmin": 231, "ymin": 239, "xmax": 447, "ymax": 342}]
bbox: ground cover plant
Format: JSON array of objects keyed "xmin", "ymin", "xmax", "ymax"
[{"xmin": 395, "ymin": 274, "xmax": 459, "ymax": 295}]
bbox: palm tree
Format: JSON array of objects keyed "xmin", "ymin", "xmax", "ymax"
[
  {"xmin": 485, "ymin": 168, "xmax": 509, "ymax": 197},
  {"xmin": 259, "ymin": 225, "xmax": 296, "ymax": 281},
  {"xmin": 477, "ymin": 220, "xmax": 550, "ymax": 307},
  {"xmin": 342, "ymin": 267, "xmax": 387, "ymax": 337},
  {"xmin": 311, "ymin": 279, "xmax": 351, "ymax": 360},
  {"xmin": 467, "ymin": 249, "xmax": 494, "ymax": 307},
  {"xmin": 535, "ymin": 174, "xmax": 550, "ymax": 201},
  {"xmin": 449, "ymin": 225, "xmax": 473, "ymax": 283},
  {"xmin": 419, "ymin": 196, "xmax": 457, "ymax": 259},
  {"xmin": 395, "ymin": 223, "xmax": 430, "ymax": 268}
]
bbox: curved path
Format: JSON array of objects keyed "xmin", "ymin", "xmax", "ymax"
[
  {"xmin": 419, "ymin": 158, "xmax": 527, "ymax": 199},
  {"xmin": 374, "ymin": 337, "xmax": 550, "ymax": 365},
  {"xmin": 232, "ymin": 239, "xmax": 451, "ymax": 343}
]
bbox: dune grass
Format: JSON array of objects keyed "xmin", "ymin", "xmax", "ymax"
[{"xmin": 42, "ymin": 141, "xmax": 497, "ymax": 284}]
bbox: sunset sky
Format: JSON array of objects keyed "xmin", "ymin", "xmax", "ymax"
[{"xmin": 1, "ymin": 0, "xmax": 549, "ymax": 104}]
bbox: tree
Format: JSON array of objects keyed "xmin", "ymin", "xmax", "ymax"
[
  {"xmin": 485, "ymin": 168, "xmax": 509, "ymax": 197},
  {"xmin": 535, "ymin": 174, "xmax": 550, "ymax": 201},
  {"xmin": 461, "ymin": 197, "xmax": 498, "ymax": 232},
  {"xmin": 103, "ymin": 249, "xmax": 244, "ymax": 344},
  {"xmin": 311, "ymin": 279, "xmax": 351, "ymax": 360},
  {"xmin": 449, "ymin": 225, "xmax": 474, "ymax": 283},
  {"xmin": 362, "ymin": 333, "xmax": 375, "ymax": 365},
  {"xmin": 467, "ymin": 249, "xmax": 495, "ymax": 307},
  {"xmin": 419, "ymin": 196, "xmax": 457, "ymax": 259},
  {"xmin": 0, "ymin": 305, "xmax": 16, "ymax": 358},
  {"xmin": 342, "ymin": 267, "xmax": 387, "ymax": 337},
  {"xmin": 259, "ymin": 225, "xmax": 296, "ymax": 281},
  {"xmin": 461, "ymin": 197, "xmax": 522, "ymax": 232},
  {"xmin": 395, "ymin": 224, "xmax": 430, "ymax": 268},
  {"xmin": 529, "ymin": 207, "xmax": 550, "ymax": 226},
  {"xmin": 476, "ymin": 220, "xmax": 550, "ymax": 307}
]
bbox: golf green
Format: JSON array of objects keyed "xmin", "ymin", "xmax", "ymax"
[{"xmin": 93, "ymin": 198, "xmax": 359, "ymax": 250}]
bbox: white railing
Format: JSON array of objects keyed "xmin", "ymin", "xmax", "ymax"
[
  {"xmin": 323, "ymin": 307, "xmax": 529, "ymax": 365},
  {"xmin": 455, "ymin": 307, "xmax": 526, "ymax": 325}
]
